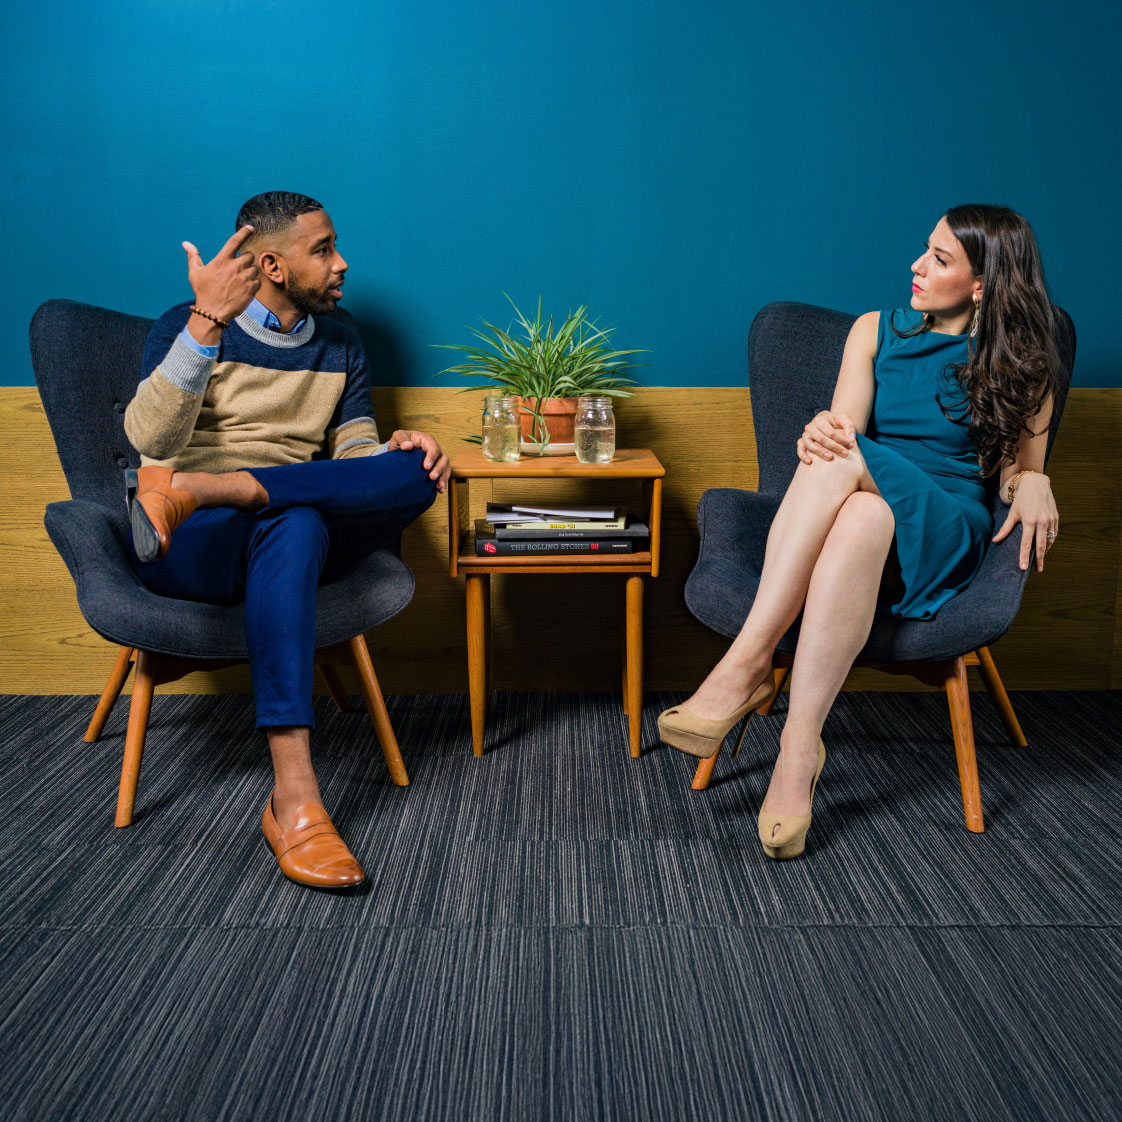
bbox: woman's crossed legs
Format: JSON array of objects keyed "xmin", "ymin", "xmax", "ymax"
[{"xmin": 683, "ymin": 446, "xmax": 895, "ymax": 822}]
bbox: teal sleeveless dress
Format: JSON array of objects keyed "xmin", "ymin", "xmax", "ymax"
[{"xmin": 854, "ymin": 308, "xmax": 992, "ymax": 620}]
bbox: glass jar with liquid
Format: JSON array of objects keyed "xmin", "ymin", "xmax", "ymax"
[
  {"xmin": 481, "ymin": 395, "xmax": 521, "ymax": 462},
  {"xmin": 574, "ymin": 395, "xmax": 616, "ymax": 463}
]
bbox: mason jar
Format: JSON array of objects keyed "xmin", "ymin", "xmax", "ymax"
[
  {"xmin": 574, "ymin": 395, "xmax": 616, "ymax": 463},
  {"xmin": 481, "ymin": 395, "xmax": 521, "ymax": 462}
]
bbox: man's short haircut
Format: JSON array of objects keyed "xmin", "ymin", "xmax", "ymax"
[{"xmin": 236, "ymin": 191, "xmax": 323, "ymax": 242}]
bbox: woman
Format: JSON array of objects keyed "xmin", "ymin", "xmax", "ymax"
[{"xmin": 658, "ymin": 204, "xmax": 1062, "ymax": 859}]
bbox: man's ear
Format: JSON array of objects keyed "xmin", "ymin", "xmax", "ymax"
[{"xmin": 258, "ymin": 249, "xmax": 285, "ymax": 285}]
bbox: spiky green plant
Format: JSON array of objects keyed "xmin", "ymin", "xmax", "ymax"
[{"xmin": 434, "ymin": 295, "xmax": 645, "ymax": 452}]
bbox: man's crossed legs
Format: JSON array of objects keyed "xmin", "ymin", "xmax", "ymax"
[{"xmin": 131, "ymin": 449, "xmax": 437, "ymax": 888}]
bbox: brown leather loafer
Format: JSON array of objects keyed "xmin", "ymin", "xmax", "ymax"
[
  {"xmin": 261, "ymin": 795, "xmax": 365, "ymax": 889},
  {"xmin": 125, "ymin": 466, "xmax": 198, "ymax": 562}
]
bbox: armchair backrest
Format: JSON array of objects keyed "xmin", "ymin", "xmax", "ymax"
[
  {"xmin": 29, "ymin": 299, "xmax": 367, "ymax": 512},
  {"xmin": 30, "ymin": 299, "xmax": 152, "ymax": 509},
  {"xmin": 747, "ymin": 301, "xmax": 1077, "ymax": 502}
]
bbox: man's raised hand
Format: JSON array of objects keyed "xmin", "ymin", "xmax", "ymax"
[{"xmin": 182, "ymin": 224, "xmax": 260, "ymax": 327}]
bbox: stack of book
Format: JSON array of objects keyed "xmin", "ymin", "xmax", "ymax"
[{"xmin": 474, "ymin": 503, "xmax": 650, "ymax": 556}]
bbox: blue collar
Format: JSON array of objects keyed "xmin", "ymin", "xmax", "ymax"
[{"xmin": 246, "ymin": 297, "xmax": 307, "ymax": 335}]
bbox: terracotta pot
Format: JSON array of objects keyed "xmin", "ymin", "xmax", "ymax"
[{"xmin": 517, "ymin": 396, "xmax": 579, "ymax": 444}]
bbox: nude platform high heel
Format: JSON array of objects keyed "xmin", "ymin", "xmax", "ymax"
[
  {"xmin": 656, "ymin": 670, "xmax": 776, "ymax": 759},
  {"xmin": 757, "ymin": 738, "xmax": 826, "ymax": 860}
]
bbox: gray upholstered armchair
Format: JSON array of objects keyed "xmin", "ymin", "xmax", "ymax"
[
  {"xmin": 30, "ymin": 299, "xmax": 416, "ymax": 827},
  {"xmin": 683, "ymin": 301, "xmax": 1076, "ymax": 831}
]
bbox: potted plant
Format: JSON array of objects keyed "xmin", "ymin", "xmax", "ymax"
[{"xmin": 435, "ymin": 295, "xmax": 644, "ymax": 454}]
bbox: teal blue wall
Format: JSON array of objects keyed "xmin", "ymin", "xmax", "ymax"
[{"xmin": 3, "ymin": 0, "xmax": 1119, "ymax": 387}]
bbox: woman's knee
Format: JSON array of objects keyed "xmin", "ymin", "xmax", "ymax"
[
  {"xmin": 835, "ymin": 491, "xmax": 895, "ymax": 540},
  {"xmin": 795, "ymin": 444, "xmax": 867, "ymax": 491}
]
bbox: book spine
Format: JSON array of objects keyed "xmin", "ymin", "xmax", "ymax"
[
  {"xmin": 487, "ymin": 506, "xmax": 621, "ymax": 521},
  {"xmin": 475, "ymin": 538, "xmax": 635, "ymax": 556},
  {"xmin": 502, "ymin": 521, "xmax": 626, "ymax": 531},
  {"xmin": 494, "ymin": 526, "xmax": 647, "ymax": 541}
]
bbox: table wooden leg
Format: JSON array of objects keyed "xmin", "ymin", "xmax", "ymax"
[
  {"xmin": 625, "ymin": 575, "xmax": 643, "ymax": 758},
  {"xmin": 482, "ymin": 574, "xmax": 493, "ymax": 698},
  {"xmin": 620, "ymin": 606, "xmax": 629, "ymax": 715},
  {"xmin": 466, "ymin": 574, "xmax": 488, "ymax": 757}
]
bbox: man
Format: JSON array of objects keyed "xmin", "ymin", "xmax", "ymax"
[{"xmin": 124, "ymin": 191, "xmax": 450, "ymax": 889}]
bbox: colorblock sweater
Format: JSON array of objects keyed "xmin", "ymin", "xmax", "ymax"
[{"xmin": 125, "ymin": 302, "xmax": 383, "ymax": 472}]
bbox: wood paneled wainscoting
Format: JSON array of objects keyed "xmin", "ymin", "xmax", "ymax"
[{"xmin": 2, "ymin": 386, "xmax": 1120, "ymax": 695}]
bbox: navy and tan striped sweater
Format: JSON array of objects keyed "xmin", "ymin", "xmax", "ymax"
[{"xmin": 125, "ymin": 302, "xmax": 383, "ymax": 473}]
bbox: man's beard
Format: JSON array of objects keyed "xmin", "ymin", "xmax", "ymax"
[{"xmin": 286, "ymin": 275, "xmax": 337, "ymax": 316}]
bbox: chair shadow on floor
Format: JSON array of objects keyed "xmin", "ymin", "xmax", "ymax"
[{"xmin": 686, "ymin": 691, "xmax": 1036, "ymax": 837}]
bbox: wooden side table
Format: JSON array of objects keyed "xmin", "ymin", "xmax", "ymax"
[{"xmin": 448, "ymin": 448, "xmax": 665, "ymax": 758}]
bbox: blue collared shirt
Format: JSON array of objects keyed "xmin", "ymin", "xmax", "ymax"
[{"xmin": 179, "ymin": 298, "xmax": 307, "ymax": 357}]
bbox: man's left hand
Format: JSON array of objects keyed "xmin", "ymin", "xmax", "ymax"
[{"xmin": 387, "ymin": 430, "xmax": 451, "ymax": 493}]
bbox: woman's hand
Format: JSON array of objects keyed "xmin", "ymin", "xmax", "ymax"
[
  {"xmin": 991, "ymin": 472, "xmax": 1058, "ymax": 572},
  {"xmin": 797, "ymin": 411, "xmax": 857, "ymax": 464}
]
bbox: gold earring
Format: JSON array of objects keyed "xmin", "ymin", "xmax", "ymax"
[{"xmin": 969, "ymin": 294, "xmax": 980, "ymax": 339}]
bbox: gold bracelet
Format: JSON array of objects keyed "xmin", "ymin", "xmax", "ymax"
[
  {"xmin": 189, "ymin": 305, "xmax": 231, "ymax": 329},
  {"xmin": 1007, "ymin": 469, "xmax": 1034, "ymax": 503}
]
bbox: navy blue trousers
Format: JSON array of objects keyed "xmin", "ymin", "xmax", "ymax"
[{"xmin": 134, "ymin": 450, "xmax": 437, "ymax": 729}]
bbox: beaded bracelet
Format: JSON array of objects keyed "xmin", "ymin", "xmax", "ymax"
[
  {"xmin": 189, "ymin": 305, "xmax": 231, "ymax": 329},
  {"xmin": 1006, "ymin": 469, "xmax": 1034, "ymax": 503}
]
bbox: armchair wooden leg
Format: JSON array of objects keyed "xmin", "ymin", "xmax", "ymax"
[
  {"xmin": 349, "ymin": 634, "xmax": 409, "ymax": 787},
  {"xmin": 317, "ymin": 662, "xmax": 352, "ymax": 713},
  {"xmin": 115, "ymin": 649, "xmax": 155, "ymax": 828},
  {"xmin": 691, "ymin": 664, "xmax": 787, "ymax": 789},
  {"xmin": 86, "ymin": 646, "xmax": 135, "ymax": 743},
  {"xmin": 691, "ymin": 745, "xmax": 721, "ymax": 790},
  {"xmin": 945, "ymin": 655, "xmax": 985, "ymax": 833},
  {"xmin": 975, "ymin": 645, "xmax": 1027, "ymax": 748},
  {"xmin": 758, "ymin": 667, "xmax": 790, "ymax": 717}
]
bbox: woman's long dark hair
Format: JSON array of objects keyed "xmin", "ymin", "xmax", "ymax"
[{"xmin": 897, "ymin": 204, "xmax": 1060, "ymax": 476}]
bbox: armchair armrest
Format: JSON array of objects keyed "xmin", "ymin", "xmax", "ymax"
[
  {"xmin": 920, "ymin": 515, "xmax": 1031, "ymax": 647},
  {"xmin": 44, "ymin": 500, "xmax": 137, "ymax": 593},
  {"xmin": 43, "ymin": 500, "xmax": 160, "ymax": 644},
  {"xmin": 684, "ymin": 488, "xmax": 781, "ymax": 641},
  {"xmin": 695, "ymin": 487, "xmax": 781, "ymax": 568}
]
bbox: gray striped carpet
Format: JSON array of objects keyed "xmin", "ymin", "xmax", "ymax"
[{"xmin": 1, "ymin": 688, "xmax": 1120, "ymax": 1121}]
